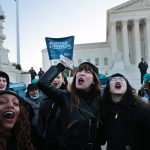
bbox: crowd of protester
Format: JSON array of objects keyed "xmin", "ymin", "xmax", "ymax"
[{"xmin": 0, "ymin": 56, "xmax": 150, "ymax": 150}]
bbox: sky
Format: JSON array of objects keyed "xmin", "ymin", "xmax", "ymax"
[{"xmin": 0, "ymin": 0, "xmax": 128, "ymax": 72}]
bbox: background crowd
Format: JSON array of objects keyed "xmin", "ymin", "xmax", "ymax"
[{"xmin": 0, "ymin": 56, "xmax": 150, "ymax": 150}]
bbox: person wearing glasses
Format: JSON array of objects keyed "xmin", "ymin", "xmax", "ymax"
[{"xmin": 101, "ymin": 73, "xmax": 150, "ymax": 150}]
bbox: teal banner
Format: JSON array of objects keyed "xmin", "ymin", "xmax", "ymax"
[{"xmin": 45, "ymin": 36, "xmax": 74, "ymax": 60}]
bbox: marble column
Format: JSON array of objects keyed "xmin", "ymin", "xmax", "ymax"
[
  {"xmin": 0, "ymin": 16, "xmax": 6, "ymax": 48},
  {"xmin": 133, "ymin": 19, "xmax": 141, "ymax": 63},
  {"xmin": 122, "ymin": 20, "xmax": 130, "ymax": 65},
  {"xmin": 145, "ymin": 17, "xmax": 150, "ymax": 63},
  {"xmin": 111, "ymin": 21, "xmax": 117, "ymax": 60}
]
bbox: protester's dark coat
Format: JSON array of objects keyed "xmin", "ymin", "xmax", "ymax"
[
  {"xmin": 38, "ymin": 84, "xmax": 66, "ymax": 150},
  {"xmin": 23, "ymin": 95, "xmax": 44, "ymax": 150},
  {"xmin": 29, "ymin": 69, "xmax": 37, "ymax": 81},
  {"xmin": 38, "ymin": 70, "xmax": 44, "ymax": 78},
  {"xmin": 102, "ymin": 100, "xmax": 150, "ymax": 150},
  {"xmin": 138, "ymin": 61, "xmax": 148, "ymax": 71},
  {"xmin": 38, "ymin": 64, "xmax": 102, "ymax": 150}
]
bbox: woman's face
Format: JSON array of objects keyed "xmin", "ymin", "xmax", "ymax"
[
  {"xmin": 0, "ymin": 77, "xmax": 7, "ymax": 90},
  {"xmin": 0, "ymin": 94, "xmax": 20, "ymax": 129},
  {"xmin": 109, "ymin": 77, "xmax": 127, "ymax": 95},
  {"xmin": 29, "ymin": 88, "xmax": 39, "ymax": 97},
  {"xmin": 51, "ymin": 73, "xmax": 64, "ymax": 89},
  {"xmin": 75, "ymin": 69, "xmax": 94, "ymax": 91}
]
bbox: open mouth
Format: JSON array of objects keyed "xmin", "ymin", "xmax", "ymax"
[
  {"xmin": 2, "ymin": 111, "xmax": 15, "ymax": 119},
  {"xmin": 78, "ymin": 77, "xmax": 84, "ymax": 85},
  {"xmin": 115, "ymin": 83, "xmax": 121, "ymax": 89},
  {"xmin": 53, "ymin": 83, "xmax": 58, "ymax": 87}
]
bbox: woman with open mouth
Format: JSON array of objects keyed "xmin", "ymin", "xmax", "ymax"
[
  {"xmin": 0, "ymin": 90, "xmax": 35, "ymax": 150},
  {"xmin": 101, "ymin": 73, "xmax": 150, "ymax": 150},
  {"xmin": 38, "ymin": 56, "xmax": 103, "ymax": 150}
]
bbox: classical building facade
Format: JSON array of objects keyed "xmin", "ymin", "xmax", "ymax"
[
  {"xmin": 42, "ymin": 0, "xmax": 150, "ymax": 82},
  {"xmin": 25, "ymin": 0, "xmax": 148, "ymax": 88},
  {"xmin": 108, "ymin": 0, "xmax": 150, "ymax": 66}
]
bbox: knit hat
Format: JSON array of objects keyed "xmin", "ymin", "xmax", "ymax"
[
  {"xmin": 79, "ymin": 62, "xmax": 99, "ymax": 75},
  {"xmin": 0, "ymin": 71, "xmax": 9, "ymax": 89},
  {"xmin": 144, "ymin": 73, "xmax": 150, "ymax": 83},
  {"xmin": 98, "ymin": 74, "xmax": 108, "ymax": 85},
  {"xmin": 31, "ymin": 79, "xmax": 38, "ymax": 84},
  {"xmin": 0, "ymin": 90, "xmax": 22, "ymax": 102},
  {"xmin": 27, "ymin": 84, "xmax": 38, "ymax": 91}
]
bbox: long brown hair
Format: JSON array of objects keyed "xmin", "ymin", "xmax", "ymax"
[{"xmin": 70, "ymin": 63, "xmax": 101, "ymax": 107}]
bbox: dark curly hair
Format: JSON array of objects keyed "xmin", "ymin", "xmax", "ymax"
[{"xmin": 0, "ymin": 102, "xmax": 35, "ymax": 150}]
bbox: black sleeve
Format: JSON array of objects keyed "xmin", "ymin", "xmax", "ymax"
[
  {"xmin": 138, "ymin": 63, "xmax": 140, "ymax": 69},
  {"xmin": 140, "ymin": 104, "xmax": 150, "ymax": 148},
  {"xmin": 146, "ymin": 63, "xmax": 148, "ymax": 68},
  {"xmin": 138, "ymin": 89, "xmax": 144, "ymax": 97},
  {"xmin": 141, "ymin": 104, "xmax": 150, "ymax": 127},
  {"xmin": 38, "ymin": 63, "xmax": 65, "ymax": 88},
  {"xmin": 37, "ymin": 63, "xmax": 67, "ymax": 105}
]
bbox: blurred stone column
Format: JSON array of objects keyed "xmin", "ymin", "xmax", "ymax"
[
  {"xmin": 0, "ymin": 15, "xmax": 6, "ymax": 48},
  {"xmin": 133, "ymin": 18, "xmax": 141, "ymax": 63},
  {"xmin": 111, "ymin": 20, "xmax": 117, "ymax": 61},
  {"xmin": 145, "ymin": 17, "xmax": 150, "ymax": 63},
  {"xmin": 122, "ymin": 19, "xmax": 130, "ymax": 65}
]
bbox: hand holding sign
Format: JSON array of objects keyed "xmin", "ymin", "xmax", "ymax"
[{"xmin": 60, "ymin": 54, "xmax": 74, "ymax": 70}]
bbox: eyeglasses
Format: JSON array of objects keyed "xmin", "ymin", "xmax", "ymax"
[{"xmin": 109, "ymin": 77, "xmax": 126, "ymax": 82}]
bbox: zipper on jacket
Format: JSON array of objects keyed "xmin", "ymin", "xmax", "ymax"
[
  {"xmin": 77, "ymin": 106, "xmax": 96, "ymax": 119},
  {"xmin": 67, "ymin": 120, "xmax": 78, "ymax": 130},
  {"xmin": 43, "ymin": 102, "xmax": 55, "ymax": 137},
  {"xmin": 88, "ymin": 119, "xmax": 92, "ymax": 141}
]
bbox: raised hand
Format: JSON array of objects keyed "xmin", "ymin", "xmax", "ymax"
[{"xmin": 60, "ymin": 55, "xmax": 74, "ymax": 70}]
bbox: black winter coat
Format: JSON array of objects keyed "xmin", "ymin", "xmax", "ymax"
[
  {"xmin": 38, "ymin": 64, "xmax": 102, "ymax": 150},
  {"xmin": 38, "ymin": 84, "xmax": 66, "ymax": 150},
  {"xmin": 102, "ymin": 101, "xmax": 150, "ymax": 150},
  {"xmin": 138, "ymin": 61, "xmax": 148, "ymax": 71}
]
